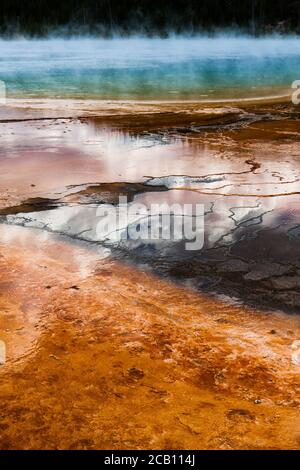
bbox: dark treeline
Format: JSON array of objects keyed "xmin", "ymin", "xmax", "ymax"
[{"xmin": 0, "ymin": 0, "xmax": 300, "ymax": 36}]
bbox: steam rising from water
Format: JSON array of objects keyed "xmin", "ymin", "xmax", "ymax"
[{"xmin": 0, "ymin": 36, "xmax": 300, "ymax": 99}]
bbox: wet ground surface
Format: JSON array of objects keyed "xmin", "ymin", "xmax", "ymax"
[
  {"xmin": 0, "ymin": 225, "xmax": 299, "ymax": 450},
  {"xmin": 0, "ymin": 98, "xmax": 299, "ymax": 449},
  {"xmin": 0, "ymin": 100, "xmax": 300, "ymax": 313}
]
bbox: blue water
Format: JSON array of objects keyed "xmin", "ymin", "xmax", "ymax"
[{"xmin": 0, "ymin": 37, "xmax": 300, "ymax": 100}]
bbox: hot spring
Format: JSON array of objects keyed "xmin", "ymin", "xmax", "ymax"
[{"xmin": 1, "ymin": 36, "xmax": 300, "ymax": 100}]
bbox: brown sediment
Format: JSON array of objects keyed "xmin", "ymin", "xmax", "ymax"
[
  {"xmin": 0, "ymin": 198, "xmax": 59, "ymax": 216},
  {"xmin": 0, "ymin": 226, "xmax": 299, "ymax": 450},
  {"xmin": 0, "ymin": 98, "xmax": 299, "ymax": 450},
  {"xmin": 0, "ymin": 183, "xmax": 168, "ymax": 216}
]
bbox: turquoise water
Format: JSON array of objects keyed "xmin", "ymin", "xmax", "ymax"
[{"xmin": 1, "ymin": 37, "xmax": 300, "ymax": 100}]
